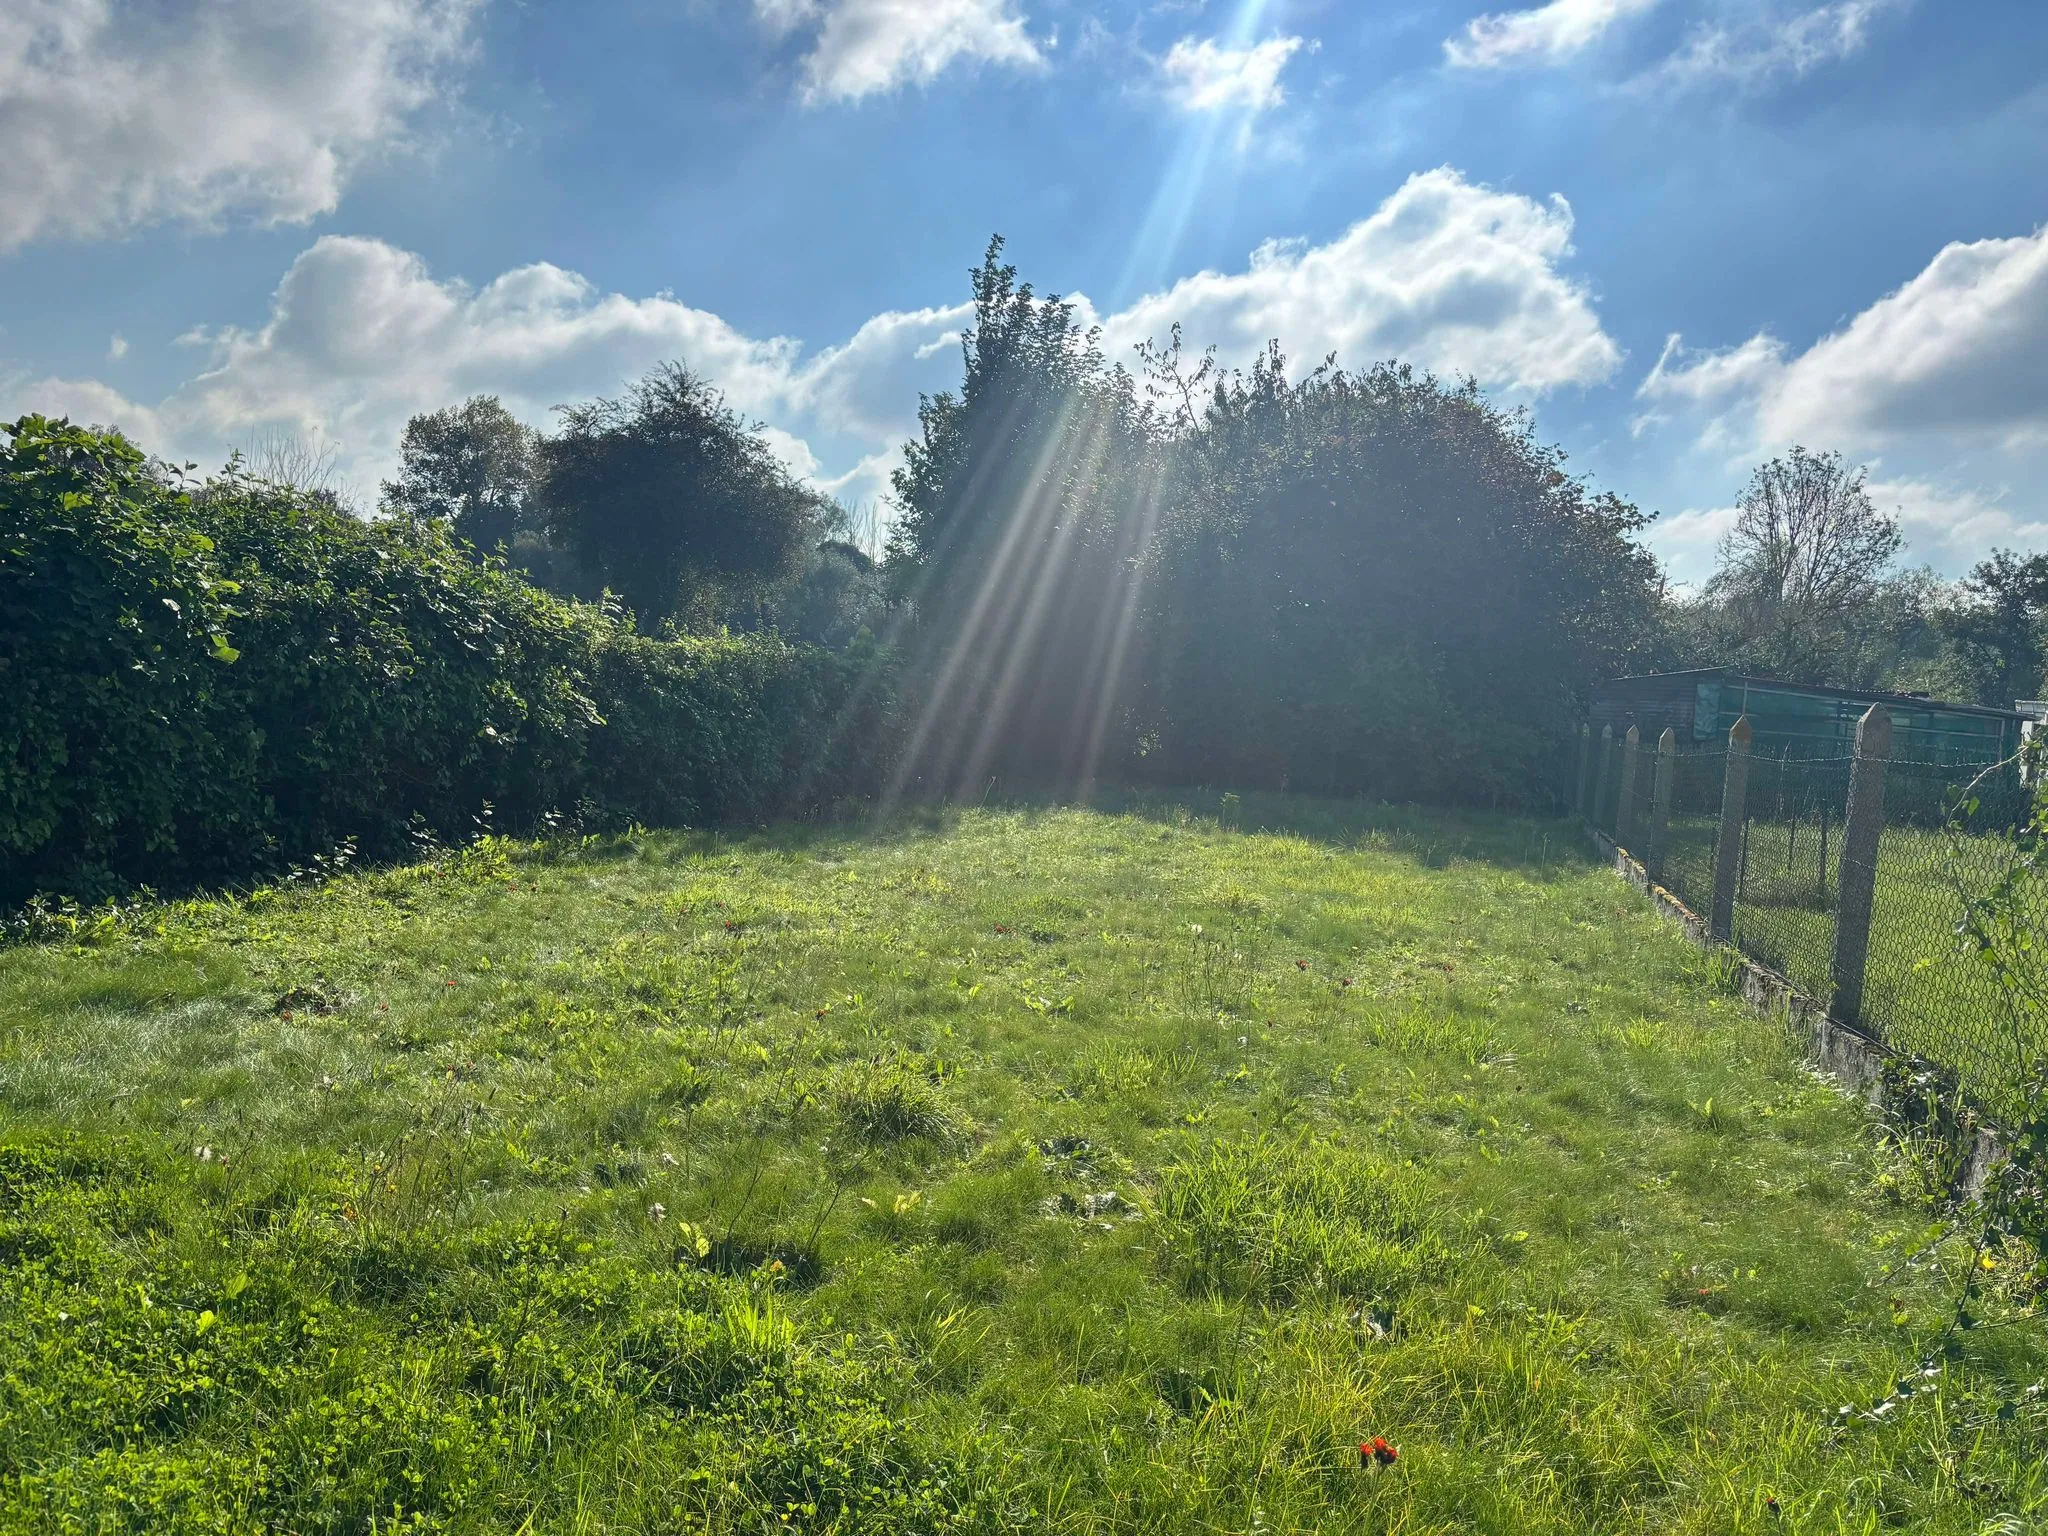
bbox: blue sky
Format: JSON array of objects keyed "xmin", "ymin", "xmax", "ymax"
[{"xmin": 4, "ymin": 0, "xmax": 2046, "ymax": 582}]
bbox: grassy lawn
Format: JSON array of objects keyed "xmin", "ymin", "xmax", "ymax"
[
  {"xmin": 1654, "ymin": 805, "xmax": 2045, "ymax": 1119},
  {"xmin": 2, "ymin": 794, "xmax": 2043, "ymax": 1534}
]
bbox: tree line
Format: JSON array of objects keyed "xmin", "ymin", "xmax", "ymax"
[
  {"xmin": 14, "ymin": 230, "xmax": 2039, "ymax": 906},
  {"xmin": 385, "ymin": 242, "xmax": 1663, "ymax": 801},
  {"xmin": 0, "ymin": 416, "xmax": 892, "ymax": 906},
  {"xmin": 388, "ymin": 367, "xmax": 2048, "ymax": 730},
  {"xmin": 1665, "ymin": 446, "xmax": 2047, "ymax": 708},
  {"xmin": 382, "ymin": 367, "xmax": 884, "ymax": 651},
  {"xmin": 393, "ymin": 239, "xmax": 2043, "ymax": 803}
]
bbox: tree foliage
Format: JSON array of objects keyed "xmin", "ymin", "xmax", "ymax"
[
  {"xmin": 887, "ymin": 240, "xmax": 1165, "ymax": 794},
  {"xmin": 0, "ymin": 418, "xmax": 245, "ymax": 897},
  {"xmin": 0, "ymin": 416, "xmax": 888, "ymax": 905},
  {"xmin": 382, "ymin": 395, "xmax": 538, "ymax": 553},
  {"xmin": 1938, "ymin": 550, "xmax": 2048, "ymax": 707},
  {"xmin": 1691, "ymin": 447, "xmax": 1903, "ymax": 684},
  {"xmin": 1149, "ymin": 349, "xmax": 1664, "ymax": 801},
  {"xmin": 1669, "ymin": 450, "xmax": 2045, "ymax": 705},
  {"xmin": 536, "ymin": 364, "xmax": 822, "ymax": 629},
  {"xmin": 887, "ymin": 240, "xmax": 1665, "ymax": 803}
]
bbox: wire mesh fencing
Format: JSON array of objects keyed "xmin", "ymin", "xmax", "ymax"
[
  {"xmin": 1857, "ymin": 759, "xmax": 2043, "ymax": 1121},
  {"xmin": 1593, "ymin": 734, "xmax": 1626, "ymax": 841},
  {"xmin": 1579, "ymin": 724, "xmax": 2046, "ymax": 1126},
  {"xmin": 1652, "ymin": 744, "xmax": 1727, "ymax": 921},
  {"xmin": 1732, "ymin": 751, "xmax": 1852, "ymax": 1004}
]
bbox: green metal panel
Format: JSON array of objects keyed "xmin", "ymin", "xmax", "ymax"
[{"xmin": 1702, "ymin": 677, "xmax": 2018, "ymax": 763}]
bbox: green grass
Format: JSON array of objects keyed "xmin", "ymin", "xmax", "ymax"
[
  {"xmin": 1653, "ymin": 807, "xmax": 2046, "ymax": 1118},
  {"xmin": 1, "ymin": 793, "xmax": 2043, "ymax": 1534}
]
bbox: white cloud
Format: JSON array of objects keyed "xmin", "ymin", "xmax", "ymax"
[
  {"xmin": 3, "ymin": 169, "xmax": 1621, "ymax": 517},
  {"xmin": 1644, "ymin": 503, "xmax": 1740, "ymax": 590},
  {"xmin": 1, "ymin": 372, "xmax": 167, "ymax": 450},
  {"xmin": 0, "ymin": 234, "xmax": 967, "ymax": 509},
  {"xmin": 1640, "ymin": 331, "xmax": 1786, "ymax": 407},
  {"xmin": 1100, "ymin": 168, "xmax": 1621, "ymax": 395},
  {"xmin": 0, "ymin": 0, "xmax": 479, "ymax": 251},
  {"xmin": 107, "ymin": 335, "xmax": 128, "ymax": 361},
  {"xmin": 1159, "ymin": 35, "xmax": 1306, "ymax": 114},
  {"xmin": 1765, "ymin": 229, "xmax": 2048, "ymax": 450},
  {"xmin": 1866, "ymin": 478, "xmax": 2048, "ymax": 567},
  {"xmin": 1637, "ymin": 223, "xmax": 2048, "ymax": 573},
  {"xmin": 1444, "ymin": 0, "xmax": 1659, "ymax": 69},
  {"xmin": 1650, "ymin": 0, "xmax": 1896, "ymax": 88},
  {"xmin": 1640, "ymin": 225, "xmax": 2048, "ymax": 454},
  {"xmin": 1634, "ymin": 330, "xmax": 1785, "ymax": 450},
  {"xmin": 755, "ymin": 0, "xmax": 1044, "ymax": 104}
]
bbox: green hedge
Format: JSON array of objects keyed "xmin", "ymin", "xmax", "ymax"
[{"xmin": 0, "ymin": 417, "xmax": 894, "ymax": 906}]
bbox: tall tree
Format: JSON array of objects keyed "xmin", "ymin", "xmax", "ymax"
[
  {"xmin": 1704, "ymin": 446, "xmax": 1901, "ymax": 682},
  {"xmin": 535, "ymin": 363, "xmax": 822, "ymax": 629},
  {"xmin": 1938, "ymin": 549, "xmax": 2048, "ymax": 707},
  {"xmin": 886, "ymin": 239, "xmax": 1664, "ymax": 803},
  {"xmin": 383, "ymin": 396, "xmax": 537, "ymax": 553},
  {"xmin": 887, "ymin": 239, "xmax": 1165, "ymax": 794}
]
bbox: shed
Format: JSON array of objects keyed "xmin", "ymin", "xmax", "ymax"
[{"xmin": 1590, "ymin": 668, "xmax": 2026, "ymax": 764}]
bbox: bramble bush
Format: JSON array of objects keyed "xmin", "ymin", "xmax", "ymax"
[{"xmin": 0, "ymin": 416, "xmax": 895, "ymax": 906}]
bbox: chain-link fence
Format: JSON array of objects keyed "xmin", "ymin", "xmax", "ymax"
[
  {"xmin": 1592, "ymin": 731, "xmax": 1626, "ymax": 841},
  {"xmin": 1654, "ymin": 743, "xmax": 1726, "ymax": 921},
  {"xmin": 1579, "ymin": 723, "xmax": 2045, "ymax": 1125},
  {"xmin": 1732, "ymin": 751, "xmax": 1852, "ymax": 1003},
  {"xmin": 1858, "ymin": 760, "xmax": 2043, "ymax": 1121}
]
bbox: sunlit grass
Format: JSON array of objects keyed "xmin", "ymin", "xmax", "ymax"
[
  {"xmin": 1, "ymin": 794, "xmax": 2042, "ymax": 1533},
  {"xmin": 1660, "ymin": 807, "xmax": 2045, "ymax": 1117}
]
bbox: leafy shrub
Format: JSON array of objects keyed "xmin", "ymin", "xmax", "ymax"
[
  {"xmin": 0, "ymin": 417, "xmax": 897, "ymax": 906},
  {"xmin": 0, "ymin": 420, "xmax": 251, "ymax": 904},
  {"xmin": 885, "ymin": 246, "xmax": 1665, "ymax": 804},
  {"xmin": 584, "ymin": 628, "xmax": 897, "ymax": 831}
]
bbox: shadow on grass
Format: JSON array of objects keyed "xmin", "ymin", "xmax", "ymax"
[
  {"xmin": 628, "ymin": 789, "xmax": 1596, "ymax": 879},
  {"xmin": 528, "ymin": 787, "xmax": 1599, "ymax": 881},
  {"xmin": 1089, "ymin": 786, "xmax": 1595, "ymax": 877},
  {"xmin": 6, "ymin": 787, "xmax": 1596, "ymax": 943}
]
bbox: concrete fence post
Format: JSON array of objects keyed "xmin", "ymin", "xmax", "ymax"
[
  {"xmin": 1649, "ymin": 727, "xmax": 1677, "ymax": 878},
  {"xmin": 1710, "ymin": 716, "xmax": 1752, "ymax": 944},
  {"xmin": 1830, "ymin": 704, "xmax": 1892, "ymax": 1032},
  {"xmin": 1616, "ymin": 725, "xmax": 1642, "ymax": 849},
  {"xmin": 1575, "ymin": 722, "xmax": 1595, "ymax": 819},
  {"xmin": 1592, "ymin": 724, "xmax": 1614, "ymax": 829}
]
